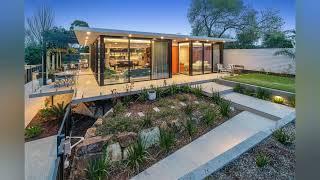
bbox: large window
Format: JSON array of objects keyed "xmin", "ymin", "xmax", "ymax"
[
  {"xmin": 104, "ymin": 38, "xmax": 129, "ymax": 84},
  {"xmin": 204, "ymin": 43, "xmax": 212, "ymax": 73},
  {"xmin": 152, "ymin": 41, "xmax": 169, "ymax": 79},
  {"xmin": 179, "ymin": 43, "xmax": 190, "ymax": 75},
  {"xmin": 192, "ymin": 42, "xmax": 203, "ymax": 75},
  {"xmin": 212, "ymin": 44, "xmax": 220, "ymax": 72},
  {"xmin": 130, "ymin": 39, "xmax": 151, "ymax": 82}
]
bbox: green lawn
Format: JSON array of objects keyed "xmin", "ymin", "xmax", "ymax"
[{"xmin": 223, "ymin": 73, "xmax": 295, "ymax": 93}]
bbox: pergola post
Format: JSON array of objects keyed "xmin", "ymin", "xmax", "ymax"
[
  {"xmin": 42, "ymin": 42, "xmax": 47, "ymax": 85},
  {"xmin": 219, "ymin": 43, "xmax": 224, "ymax": 64}
]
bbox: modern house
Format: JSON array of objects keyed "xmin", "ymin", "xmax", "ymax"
[{"xmin": 72, "ymin": 27, "xmax": 234, "ymax": 86}]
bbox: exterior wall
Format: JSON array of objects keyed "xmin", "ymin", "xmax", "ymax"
[{"xmin": 223, "ymin": 48, "xmax": 295, "ymax": 74}]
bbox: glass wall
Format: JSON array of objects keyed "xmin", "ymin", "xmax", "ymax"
[
  {"xmin": 104, "ymin": 38, "xmax": 129, "ymax": 84},
  {"xmin": 212, "ymin": 44, "xmax": 220, "ymax": 72},
  {"xmin": 130, "ymin": 39, "xmax": 151, "ymax": 82},
  {"xmin": 178, "ymin": 43, "xmax": 190, "ymax": 75},
  {"xmin": 192, "ymin": 42, "xmax": 203, "ymax": 75},
  {"xmin": 204, "ymin": 43, "xmax": 212, "ymax": 73},
  {"xmin": 152, "ymin": 41, "xmax": 169, "ymax": 79}
]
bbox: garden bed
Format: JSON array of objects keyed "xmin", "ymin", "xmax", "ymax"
[
  {"xmin": 68, "ymin": 85, "xmax": 242, "ymax": 180},
  {"xmin": 208, "ymin": 122, "xmax": 295, "ymax": 179}
]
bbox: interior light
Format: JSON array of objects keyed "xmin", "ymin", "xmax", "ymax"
[
  {"xmin": 206, "ymin": 40, "xmax": 209, "ymax": 42},
  {"xmin": 86, "ymin": 32, "xmax": 91, "ymax": 35},
  {"xmin": 129, "ymin": 34, "xmax": 132, "ymax": 37},
  {"xmin": 173, "ymin": 39, "xmax": 176, "ymax": 42},
  {"xmin": 161, "ymin": 36, "xmax": 164, "ymax": 39},
  {"xmin": 186, "ymin": 38, "xmax": 189, "ymax": 40},
  {"xmin": 85, "ymin": 36, "xmax": 89, "ymax": 39}
]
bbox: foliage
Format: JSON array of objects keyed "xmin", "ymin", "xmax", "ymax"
[
  {"xmin": 140, "ymin": 109, "xmax": 153, "ymax": 128},
  {"xmin": 138, "ymin": 89, "xmax": 149, "ymax": 102},
  {"xmin": 156, "ymin": 98, "xmax": 174, "ymax": 107},
  {"xmin": 25, "ymin": 124, "xmax": 42, "ymax": 139},
  {"xmin": 183, "ymin": 103, "xmax": 196, "ymax": 117},
  {"xmin": 159, "ymin": 128, "xmax": 175, "ymax": 153},
  {"xmin": 211, "ymin": 90, "xmax": 222, "ymax": 104},
  {"xmin": 256, "ymin": 153, "xmax": 269, "ymax": 168},
  {"xmin": 121, "ymin": 95, "xmax": 133, "ymax": 107},
  {"xmin": 70, "ymin": 20, "xmax": 89, "ymax": 30},
  {"xmin": 202, "ymin": 109, "xmax": 217, "ymax": 125},
  {"xmin": 274, "ymin": 48, "xmax": 295, "ymax": 59},
  {"xmin": 185, "ymin": 118, "xmax": 197, "ymax": 137},
  {"xmin": 104, "ymin": 68, "xmax": 117, "ymax": 78},
  {"xmin": 263, "ymin": 31, "xmax": 292, "ymax": 48},
  {"xmin": 233, "ymin": 84, "xmax": 245, "ymax": 93},
  {"xmin": 243, "ymin": 88, "xmax": 256, "ymax": 96},
  {"xmin": 273, "ymin": 129, "xmax": 293, "ymax": 145},
  {"xmin": 191, "ymin": 86, "xmax": 203, "ymax": 97},
  {"xmin": 127, "ymin": 138, "xmax": 149, "ymax": 172},
  {"xmin": 288, "ymin": 96, "xmax": 295, "ymax": 107},
  {"xmin": 86, "ymin": 148, "xmax": 110, "ymax": 180},
  {"xmin": 256, "ymin": 88, "xmax": 271, "ymax": 100},
  {"xmin": 272, "ymin": 96, "xmax": 285, "ymax": 104},
  {"xmin": 97, "ymin": 116, "xmax": 137, "ymax": 135},
  {"xmin": 154, "ymin": 108, "xmax": 179, "ymax": 119},
  {"xmin": 25, "ymin": 43, "xmax": 42, "ymax": 65},
  {"xmin": 112, "ymin": 101, "xmax": 125, "ymax": 116},
  {"xmin": 176, "ymin": 94, "xmax": 189, "ymax": 102},
  {"xmin": 179, "ymin": 85, "xmax": 192, "ymax": 93},
  {"xmin": 156, "ymin": 87, "xmax": 167, "ymax": 98},
  {"xmin": 218, "ymin": 100, "xmax": 231, "ymax": 118},
  {"xmin": 168, "ymin": 84, "xmax": 180, "ymax": 96},
  {"xmin": 39, "ymin": 107, "xmax": 54, "ymax": 118},
  {"xmin": 50, "ymin": 102, "xmax": 67, "ymax": 120}
]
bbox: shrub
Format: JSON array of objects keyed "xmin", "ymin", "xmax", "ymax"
[
  {"xmin": 159, "ymin": 128, "xmax": 175, "ymax": 153},
  {"xmin": 155, "ymin": 87, "xmax": 166, "ymax": 98},
  {"xmin": 25, "ymin": 124, "xmax": 42, "ymax": 139},
  {"xmin": 185, "ymin": 119, "xmax": 197, "ymax": 137},
  {"xmin": 141, "ymin": 110, "xmax": 153, "ymax": 128},
  {"xmin": 155, "ymin": 108, "xmax": 179, "ymax": 119},
  {"xmin": 256, "ymin": 88, "xmax": 271, "ymax": 100},
  {"xmin": 179, "ymin": 85, "xmax": 192, "ymax": 93},
  {"xmin": 288, "ymin": 96, "xmax": 295, "ymax": 107},
  {"xmin": 243, "ymin": 88, "xmax": 256, "ymax": 96},
  {"xmin": 272, "ymin": 96, "xmax": 285, "ymax": 104},
  {"xmin": 121, "ymin": 95, "xmax": 132, "ymax": 106},
  {"xmin": 156, "ymin": 98, "xmax": 174, "ymax": 107},
  {"xmin": 183, "ymin": 103, "xmax": 195, "ymax": 117},
  {"xmin": 50, "ymin": 102, "xmax": 67, "ymax": 120},
  {"xmin": 86, "ymin": 148, "xmax": 110, "ymax": 180},
  {"xmin": 202, "ymin": 109, "xmax": 216, "ymax": 125},
  {"xmin": 211, "ymin": 90, "xmax": 222, "ymax": 104},
  {"xmin": 176, "ymin": 94, "xmax": 189, "ymax": 102},
  {"xmin": 138, "ymin": 89, "xmax": 149, "ymax": 102},
  {"xmin": 112, "ymin": 101, "xmax": 125, "ymax": 116},
  {"xmin": 39, "ymin": 107, "xmax": 53, "ymax": 118},
  {"xmin": 256, "ymin": 153, "xmax": 269, "ymax": 168},
  {"xmin": 219, "ymin": 100, "xmax": 231, "ymax": 118},
  {"xmin": 273, "ymin": 129, "xmax": 292, "ymax": 145},
  {"xmin": 127, "ymin": 138, "xmax": 148, "ymax": 172},
  {"xmin": 168, "ymin": 84, "xmax": 180, "ymax": 96},
  {"xmin": 191, "ymin": 85, "xmax": 203, "ymax": 97},
  {"xmin": 233, "ymin": 84, "xmax": 245, "ymax": 93},
  {"xmin": 97, "ymin": 116, "xmax": 136, "ymax": 135}
]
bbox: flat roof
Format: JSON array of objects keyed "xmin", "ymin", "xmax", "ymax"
[{"xmin": 74, "ymin": 27, "xmax": 236, "ymax": 46}]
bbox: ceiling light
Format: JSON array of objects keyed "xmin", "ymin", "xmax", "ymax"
[
  {"xmin": 86, "ymin": 32, "xmax": 91, "ymax": 35},
  {"xmin": 186, "ymin": 38, "xmax": 189, "ymax": 40},
  {"xmin": 85, "ymin": 36, "xmax": 89, "ymax": 39},
  {"xmin": 173, "ymin": 39, "xmax": 176, "ymax": 42},
  {"xmin": 161, "ymin": 36, "xmax": 164, "ymax": 39},
  {"xmin": 129, "ymin": 34, "xmax": 132, "ymax": 37},
  {"xmin": 206, "ymin": 40, "xmax": 209, "ymax": 42},
  {"xmin": 114, "ymin": 43, "xmax": 118, "ymax": 45}
]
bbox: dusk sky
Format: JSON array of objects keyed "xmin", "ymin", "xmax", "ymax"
[{"xmin": 25, "ymin": 0, "xmax": 295, "ymax": 35}]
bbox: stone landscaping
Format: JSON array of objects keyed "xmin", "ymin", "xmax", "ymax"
[{"xmin": 67, "ymin": 85, "xmax": 241, "ymax": 180}]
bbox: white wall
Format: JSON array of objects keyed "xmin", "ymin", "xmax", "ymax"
[{"xmin": 223, "ymin": 48, "xmax": 295, "ymax": 74}]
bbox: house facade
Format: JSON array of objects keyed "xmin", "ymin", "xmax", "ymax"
[{"xmin": 74, "ymin": 27, "xmax": 234, "ymax": 86}]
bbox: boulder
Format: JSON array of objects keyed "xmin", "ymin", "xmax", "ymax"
[
  {"xmin": 93, "ymin": 118, "xmax": 103, "ymax": 127},
  {"xmin": 139, "ymin": 127, "xmax": 160, "ymax": 148},
  {"xmin": 168, "ymin": 119, "xmax": 183, "ymax": 132},
  {"xmin": 70, "ymin": 152, "xmax": 103, "ymax": 180},
  {"xmin": 107, "ymin": 142, "xmax": 122, "ymax": 161},
  {"xmin": 84, "ymin": 127, "xmax": 96, "ymax": 139},
  {"xmin": 72, "ymin": 103, "xmax": 95, "ymax": 118},
  {"xmin": 122, "ymin": 147, "xmax": 129, "ymax": 160},
  {"xmin": 116, "ymin": 132, "xmax": 137, "ymax": 148},
  {"xmin": 75, "ymin": 135, "xmax": 113, "ymax": 157}
]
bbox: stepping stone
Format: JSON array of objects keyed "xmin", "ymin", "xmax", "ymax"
[
  {"xmin": 194, "ymin": 101, "xmax": 199, "ymax": 104},
  {"xmin": 138, "ymin": 112, "xmax": 145, "ymax": 117},
  {"xmin": 230, "ymin": 106, "xmax": 235, "ymax": 112},
  {"xmin": 170, "ymin": 106, "xmax": 176, "ymax": 109},
  {"xmin": 153, "ymin": 107, "xmax": 160, "ymax": 112},
  {"xmin": 125, "ymin": 113, "xmax": 131, "ymax": 117},
  {"xmin": 180, "ymin": 102, "xmax": 187, "ymax": 106}
]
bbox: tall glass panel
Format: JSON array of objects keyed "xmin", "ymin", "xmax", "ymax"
[
  {"xmin": 130, "ymin": 39, "xmax": 151, "ymax": 82},
  {"xmin": 152, "ymin": 41, "xmax": 169, "ymax": 79},
  {"xmin": 212, "ymin": 43, "xmax": 220, "ymax": 72},
  {"xmin": 178, "ymin": 43, "xmax": 189, "ymax": 75},
  {"xmin": 204, "ymin": 43, "xmax": 212, "ymax": 73},
  {"xmin": 104, "ymin": 38, "xmax": 129, "ymax": 84},
  {"xmin": 192, "ymin": 42, "xmax": 203, "ymax": 75}
]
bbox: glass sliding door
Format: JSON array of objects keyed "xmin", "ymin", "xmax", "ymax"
[
  {"xmin": 151, "ymin": 41, "xmax": 169, "ymax": 79},
  {"xmin": 212, "ymin": 43, "xmax": 220, "ymax": 72},
  {"xmin": 104, "ymin": 38, "xmax": 129, "ymax": 84},
  {"xmin": 192, "ymin": 42, "xmax": 203, "ymax": 75},
  {"xmin": 204, "ymin": 43, "xmax": 212, "ymax": 73},
  {"xmin": 129, "ymin": 39, "xmax": 151, "ymax": 82},
  {"xmin": 178, "ymin": 43, "xmax": 190, "ymax": 75}
]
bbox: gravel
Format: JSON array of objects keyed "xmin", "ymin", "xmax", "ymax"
[{"xmin": 208, "ymin": 122, "xmax": 295, "ymax": 180}]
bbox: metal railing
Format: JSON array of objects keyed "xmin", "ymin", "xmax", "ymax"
[
  {"xmin": 52, "ymin": 104, "xmax": 72, "ymax": 180},
  {"xmin": 24, "ymin": 64, "xmax": 42, "ymax": 84}
]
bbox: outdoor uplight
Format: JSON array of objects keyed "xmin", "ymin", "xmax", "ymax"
[{"xmin": 272, "ymin": 96, "xmax": 285, "ymax": 104}]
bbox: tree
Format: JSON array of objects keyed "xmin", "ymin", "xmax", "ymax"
[
  {"xmin": 187, "ymin": 0, "xmax": 283, "ymax": 38},
  {"xmin": 70, "ymin": 20, "xmax": 89, "ymax": 30},
  {"xmin": 263, "ymin": 31, "xmax": 292, "ymax": 48},
  {"xmin": 274, "ymin": 30, "xmax": 296, "ymax": 59},
  {"xmin": 25, "ymin": 43, "xmax": 42, "ymax": 65}
]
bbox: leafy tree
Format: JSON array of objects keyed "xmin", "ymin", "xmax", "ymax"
[
  {"xmin": 25, "ymin": 43, "xmax": 42, "ymax": 65},
  {"xmin": 263, "ymin": 31, "xmax": 292, "ymax": 48},
  {"xmin": 274, "ymin": 30, "xmax": 296, "ymax": 59},
  {"xmin": 70, "ymin": 20, "xmax": 89, "ymax": 30}
]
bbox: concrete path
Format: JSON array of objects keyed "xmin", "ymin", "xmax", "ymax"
[
  {"xmin": 25, "ymin": 135, "xmax": 57, "ymax": 180},
  {"xmin": 132, "ymin": 111, "xmax": 276, "ymax": 180},
  {"xmin": 222, "ymin": 92, "xmax": 295, "ymax": 119},
  {"xmin": 193, "ymin": 82, "xmax": 233, "ymax": 95}
]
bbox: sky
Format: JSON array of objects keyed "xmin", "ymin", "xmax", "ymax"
[{"xmin": 25, "ymin": 0, "xmax": 295, "ymax": 35}]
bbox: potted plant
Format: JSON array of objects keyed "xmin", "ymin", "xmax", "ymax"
[{"xmin": 148, "ymin": 84, "xmax": 157, "ymax": 101}]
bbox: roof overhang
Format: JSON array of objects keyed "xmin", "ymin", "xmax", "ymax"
[{"xmin": 74, "ymin": 27, "xmax": 236, "ymax": 46}]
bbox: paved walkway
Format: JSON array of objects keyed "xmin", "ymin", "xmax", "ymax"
[
  {"xmin": 25, "ymin": 135, "xmax": 57, "ymax": 180},
  {"xmin": 132, "ymin": 111, "xmax": 276, "ymax": 180}
]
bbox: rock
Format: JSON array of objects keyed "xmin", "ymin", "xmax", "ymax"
[
  {"xmin": 107, "ymin": 142, "xmax": 122, "ymax": 161},
  {"xmin": 230, "ymin": 106, "xmax": 235, "ymax": 112},
  {"xmin": 153, "ymin": 107, "xmax": 160, "ymax": 112},
  {"xmin": 122, "ymin": 147, "xmax": 129, "ymax": 160},
  {"xmin": 160, "ymin": 121, "xmax": 168, "ymax": 130},
  {"xmin": 72, "ymin": 102, "xmax": 95, "ymax": 118},
  {"xmin": 180, "ymin": 102, "xmax": 187, "ymax": 106},
  {"xmin": 116, "ymin": 132, "xmax": 137, "ymax": 148},
  {"xmin": 93, "ymin": 118, "xmax": 103, "ymax": 127},
  {"xmin": 70, "ymin": 152, "xmax": 103, "ymax": 180},
  {"xmin": 138, "ymin": 112, "xmax": 145, "ymax": 117},
  {"xmin": 84, "ymin": 127, "xmax": 97, "ymax": 139},
  {"xmin": 75, "ymin": 135, "xmax": 113, "ymax": 157},
  {"xmin": 168, "ymin": 119, "xmax": 183, "ymax": 132},
  {"xmin": 139, "ymin": 127, "xmax": 160, "ymax": 148}
]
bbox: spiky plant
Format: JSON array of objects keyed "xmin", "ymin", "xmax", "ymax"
[
  {"xmin": 50, "ymin": 102, "xmax": 67, "ymax": 120},
  {"xmin": 126, "ymin": 138, "xmax": 149, "ymax": 172},
  {"xmin": 86, "ymin": 148, "xmax": 110, "ymax": 180},
  {"xmin": 159, "ymin": 128, "xmax": 175, "ymax": 153}
]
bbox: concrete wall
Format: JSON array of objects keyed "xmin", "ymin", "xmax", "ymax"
[{"xmin": 224, "ymin": 48, "xmax": 295, "ymax": 74}]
